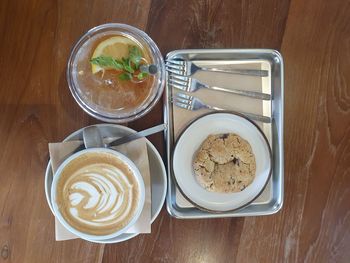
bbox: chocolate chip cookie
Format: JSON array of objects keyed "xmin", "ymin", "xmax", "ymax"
[{"xmin": 193, "ymin": 133, "xmax": 256, "ymax": 193}]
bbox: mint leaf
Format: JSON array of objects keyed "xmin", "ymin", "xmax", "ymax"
[
  {"xmin": 129, "ymin": 46, "xmax": 142, "ymax": 68},
  {"xmin": 121, "ymin": 57, "xmax": 134, "ymax": 73},
  {"xmin": 90, "ymin": 56, "xmax": 123, "ymax": 70},
  {"xmin": 137, "ymin": 72, "xmax": 148, "ymax": 80},
  {"xmin": 90, "ymin": 46, "xmax": 149, "ymax": 82},
  {"xmin": 131, "ymin": 61, "xmax": 138, "ymax": 71},
  {"xmin": 119, "ymin": 72, "xmax": 132, "ymax": 80}
]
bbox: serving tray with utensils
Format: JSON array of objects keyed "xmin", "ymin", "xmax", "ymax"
[{"xmin": 164, "ymin": 49, "xmax": 284, "ymax": 219}]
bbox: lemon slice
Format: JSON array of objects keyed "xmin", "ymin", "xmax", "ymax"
[{"xmin": 91, "ymin": 36, "xmax": 136, "ymax": 74}]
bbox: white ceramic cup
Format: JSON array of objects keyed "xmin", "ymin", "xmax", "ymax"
[{"xmin": 51, "ymin": 148, "xmax": 145, "ymax": 241}]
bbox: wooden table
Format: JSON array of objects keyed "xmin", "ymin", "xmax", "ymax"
[{"xmin": 1, "ymin": 0, "xmax": 349, "ymax": 262}]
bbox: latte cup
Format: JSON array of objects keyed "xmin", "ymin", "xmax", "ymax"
[{"xmin": 51, "ymin": 148, "xmax": 145, "ymax": 241}]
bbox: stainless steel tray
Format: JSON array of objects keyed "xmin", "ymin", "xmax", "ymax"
[{"xmin": 164, "ymin": 49, "xmax": 284, "ymax": 218}]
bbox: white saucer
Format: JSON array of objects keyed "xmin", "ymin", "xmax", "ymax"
[
  {"xmin": 45, "ymin": 124, "xmax": 167, "ymax": 243},
  {"xmin": 172, "ymin": 112, "xmax": 272, "ymax": 212}
]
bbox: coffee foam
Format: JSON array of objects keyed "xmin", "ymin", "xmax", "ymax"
[{"xmin": 56, "ymin": 152, "xmax": 140, "ymax": 236}]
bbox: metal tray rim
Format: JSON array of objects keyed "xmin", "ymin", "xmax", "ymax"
[
  {"xmin": 164, "ymin": 48, "xmax": 284, "ymax": 218},
  {"xmin": 166, "ymin": 48, "xmax": 284, "ymax": 62}
]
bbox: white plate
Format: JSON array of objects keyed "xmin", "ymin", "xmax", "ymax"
[
  {"xmin": 172, "ymin": 112, "xmax": 271, "ymax": 212},
  {"xmin": 45, "ymin": 124, "xmax": 167, "ymax": 243}
]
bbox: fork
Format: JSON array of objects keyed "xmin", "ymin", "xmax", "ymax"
[
  {"xmin": 169, "ymin": 74, "xmax": 271, "ymax": 100},
  {"xmin": 173, "ymin": 93, "xmax": 271, "ymax": 123},
  {"xmin": 166, "ymin": 59, "xmax": 269, "ymax": 77}
]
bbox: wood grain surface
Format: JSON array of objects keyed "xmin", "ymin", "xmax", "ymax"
[{"xmin": 0, "ymin": 0, "xmax": 349, "ymax": 262}]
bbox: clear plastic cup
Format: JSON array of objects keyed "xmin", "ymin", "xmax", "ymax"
[{"xmin": 67, "ymin": 23, "xmax": 165, "ymax": 123}]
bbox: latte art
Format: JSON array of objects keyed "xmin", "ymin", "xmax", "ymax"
[
  {"xmin": 66, "ymin": 164, "xmax": 134, "ymax": 226},
  {"xmin": 56, "ymin": 152, "xmax": 141, "ymax": 236}
]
